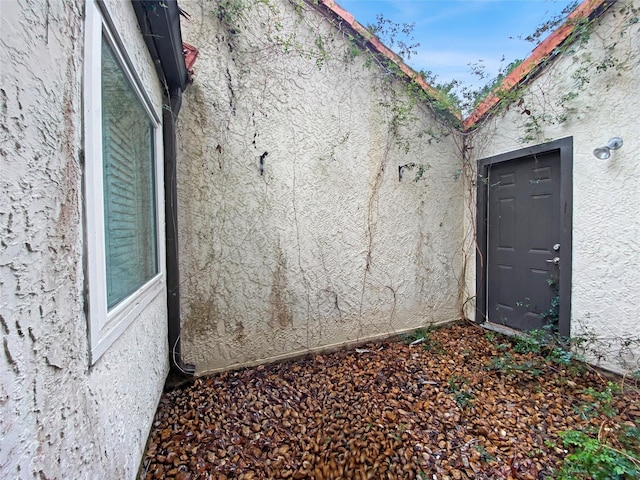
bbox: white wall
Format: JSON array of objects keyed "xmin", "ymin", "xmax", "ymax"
[
  {"xmin": 0, "ymin": 1, "xmax": 168, "ymax": 478},
  {"xmin": 466, "ymin": 0, "xmax": 640, "ymax": 373},
  {"xmin": 177, "ymin": 0, "xmax": 465, "ymax": 373}
]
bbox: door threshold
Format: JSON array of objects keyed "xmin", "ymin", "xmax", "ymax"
[{"xmin": 481, "ymin": 321, "xmax": 528, "ymax": 339}]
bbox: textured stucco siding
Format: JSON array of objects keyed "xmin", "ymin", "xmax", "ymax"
[
  {"xmin": 465, "ymin": 0, "xmax": 640, "ymax": 373},
  {"xmin": 177, "ymin": 0, "xmax": 464, "ymax": 373},
  {"xmin": 0, "ymin": 1, "xmax": 168, "ymax": 478}
]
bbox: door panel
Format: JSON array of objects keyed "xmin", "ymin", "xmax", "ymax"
[{"xmin": 486, "ymin": 152, "xmax": 560, "ymax": 331}]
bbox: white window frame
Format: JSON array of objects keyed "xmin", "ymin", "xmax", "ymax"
[{"xmin": 84, "ymin": 0, "xmax": 165, "ymax": 364}]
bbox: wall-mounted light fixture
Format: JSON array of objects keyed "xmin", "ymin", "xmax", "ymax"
[{"xmin": 593, "ymin": 137, "xmax": 623, "ymax": 160}]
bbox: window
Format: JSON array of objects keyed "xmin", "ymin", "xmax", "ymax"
[
  {"xmin": 84, "ymin": 0, "xmax": 165, "ymax": 363},
  {"xmin": 101, "ymin": 38, "xmax": 158, "ymax": 308}
]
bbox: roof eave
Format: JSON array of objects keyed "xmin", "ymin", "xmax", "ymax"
[
  {"xmin": 463, "ymin": 0, "xmax": 616, "ymax": 131},
  {"xmin": 314, "ymin": 0, "xmax": 462, "ymax": 123},
  {"xmin": 132, "ymin": 0, "xmax": 189, "ymax": 92}
]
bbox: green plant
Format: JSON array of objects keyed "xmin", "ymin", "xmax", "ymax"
[
  {"xmin": 401, "ymin": 328, "xmax": 429, "ymax": 343},
  {"xmin": 216, "ymin": 0, "xmax": 250, "ymax": 29},
  {"xmin": 527, "ymin": 447, "xmax": 545, "ymax": 457},
  {"xmin": 558, "ymin": 380, "xmax": 640, "ymax": 479},
  {"xmin": 413, "ymin": 163, "xmax": 430, "ymax": 182},
  {"xmin": 550, "ymin": 346, "xmax": 573, "ymax": 366},
  {"xmin": 571, "ymin": 323, "xmax": 640, "ymax": 374},
  {"xmin": 566, "ymin": 360, "xmax": 588, "ymax": 377},
  {"xmin": 541, "ymin": 295, "xmax": 560, "ymax": 327},
  {"xmin": 513, "ymin": 334, "xmax": 542, "ymax": 354},
  {"xmin": 503, "ymin": 325, "xmax": 574, "ymax": 367},
  {"xmin": 400, "ymin": 327, "xmax": 443, "ymax": 352},
  {"xmin": 474, "ymin": 445, "xmax": 497, "ymax": 463},
  {"xmin": 620, "ymin": 421, "xmax": 640, "ymax": 452},
  {"xmin": 574, "ymin": 382, "xmax": 620, "ymax": 419},
  {"xmin": 521, "ymin": 1, "xmax": 580, "ymax": 44},
  {"xmin": 558, "ymin": 429, "xmax": 640, "ymax": 479},
  {"xmin": 365, "ymin": 14, "xmax": 419, "ymax": 61},
  {"xmin": 447, "ymin": 375, "xmax": 474, "ymax": 408},
  {"xmin": 487, "ymin": 353, "xmax": 544, "ymax": 377},
  {"xmin": 204, "ymin": 0, "xmax": 640, "ymax": 383},
  {"xmin": 345, "ymin": 37, "xmax": 361, "ymax": 60}
]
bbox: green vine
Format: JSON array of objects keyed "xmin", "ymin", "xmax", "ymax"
[
  {"xmin": 478, "ymin": 2, "xmax": 639, "ymax": 142},
  {"xmin": 201, "ymin": 0, "xmax": 640, "ymax": 373}
]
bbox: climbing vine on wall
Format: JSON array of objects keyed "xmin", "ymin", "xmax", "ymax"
[
  {"xmin": 470, "ymin": 2, "xmax": 639, "ymax": 143},
  {"xmin": 185, "ymin": 0, "xmax": 639, "ymax": 372},
  {"xmin": 201, "ymin": 0, "xmax": 465, "ymax": 342}
]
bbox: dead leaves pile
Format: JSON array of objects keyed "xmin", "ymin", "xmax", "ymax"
[{"xmin": 142, "ymin": 325, "xmax": 640, "ymax": 479}]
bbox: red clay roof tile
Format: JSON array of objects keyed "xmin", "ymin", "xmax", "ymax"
[
  {"xmin": 183, "ymin": 42, "xmax": 199, "ymax": 71},
  {"xmin": 321, "ymin": 0, "xmax": 612, "ymax": 130},
  {"xmin": 463, "ymin": 0, "xmax": 612, "ymax": 129},
  {"xmin": 319, "ymin": 0, "xmax": 454, "ymax": 117},
  {"xmin": 181, "ymin": 0, "xmax": 610, "ymax": 129}
]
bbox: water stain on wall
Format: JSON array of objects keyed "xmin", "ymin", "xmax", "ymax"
[
  {"xmin": 269, "ymin": 246, "xmax": 293, "ymax": 329},
  {"xmin": 182, "ymin": 297, "xmax": 217, "ymax": 340}
]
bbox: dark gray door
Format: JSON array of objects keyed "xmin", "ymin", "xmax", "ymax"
[{"xmin": 486, "ymin": 151, "xmax": 561, "ymax": 331}]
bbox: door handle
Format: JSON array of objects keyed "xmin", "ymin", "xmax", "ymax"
[{"xmin": 546, "ymin": 257, "xmax": 560, "ymax": 265}]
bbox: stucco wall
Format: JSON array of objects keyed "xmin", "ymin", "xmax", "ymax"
[
  {"xmin": 465, "ymin": 0, "xmax": 640, "ymax": 373},
  {"xmin": 0, "ymin": 1, "xmax": 168, "ymax": 478},
  {"xmin": 177, "ymin": 0, "xmax": 464, "ymax": 373}
]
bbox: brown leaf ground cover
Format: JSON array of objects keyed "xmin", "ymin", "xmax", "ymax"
[{"xmin": 141, "ymin": 324, "xmax": 640, "ymax": 479}]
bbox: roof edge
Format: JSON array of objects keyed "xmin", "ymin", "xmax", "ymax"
[
  {"xmin": 132, "ymin": 0, "xmax": 190, "ymax": 91},
  {"xmin": 317, "ymin": 0, "xmax": 462, "ymax": 122},
  {"xmin": 463, "ymin": 0, "xmax": 615, "ymax": 131}
]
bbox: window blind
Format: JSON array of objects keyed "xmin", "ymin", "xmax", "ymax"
[{"xmin": 101, "ymin": 37, "xmax": 157, "ymax": 309}]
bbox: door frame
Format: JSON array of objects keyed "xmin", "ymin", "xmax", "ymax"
[{"xmin": 476, "ymin": 137, "xmax": 573, "ymax": 337}]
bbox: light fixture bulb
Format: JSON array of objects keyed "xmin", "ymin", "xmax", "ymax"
[
  {"xmin": 606, "ymin": 137, "xmax": 623, "ymax": 150},
  {"xmin": 593, "ymin": 147, "xmax": 611, "ymax": 160},
  {"xmin": 593, "ymin": 137, "xmax": 623, "ymax": 159}
]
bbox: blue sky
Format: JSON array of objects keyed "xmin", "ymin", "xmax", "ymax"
[{"xmin": 337, "ymin": 0, "xmax": 576, "ymax": 91}]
